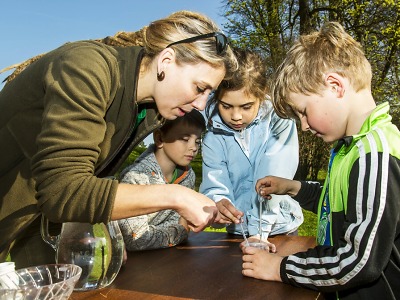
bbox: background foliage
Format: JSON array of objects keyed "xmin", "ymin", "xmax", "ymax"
[{"xmin": 221, "ymin": 0, "xmax": 399, "ymax": 181}]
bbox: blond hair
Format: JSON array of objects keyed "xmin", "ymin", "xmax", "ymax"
[
  {"xmin": 2, "ymin": 10, "xmax": 238, "ymax": 83},
  {"xmin": 272, "ymin": 22, "xmax": 372, "ymax": 119}
]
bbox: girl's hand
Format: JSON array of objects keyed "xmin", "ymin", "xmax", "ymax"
[
  {"xmin": 215, "ymin": 199, "xmax": 244, "ymax": 224},
  {"xmin": 242, "ymin": 246, "xmax": 283, "ymax": 282}
]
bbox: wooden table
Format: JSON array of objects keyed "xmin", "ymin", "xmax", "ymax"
[{"xmin": 70, "ymin": 232, "xmax": 322, "ymax": 300}]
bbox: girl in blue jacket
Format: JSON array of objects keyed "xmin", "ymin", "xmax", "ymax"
[{"xmin": 200, "ymin": 48, "xmax": 303, "ymax": 249}]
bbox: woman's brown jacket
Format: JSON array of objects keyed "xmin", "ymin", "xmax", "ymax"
[{"xmin": 0, "ymin": 41, "xmax": 164, "ymax": 260}]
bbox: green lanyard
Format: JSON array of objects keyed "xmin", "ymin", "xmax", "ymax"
[
  {"xmin": 135, "ymin": 108, "xmax": 147, "ymax": 129},
  {"xmin": 168, "ymin": 169, "xmax": 178, "ymax": 184}
]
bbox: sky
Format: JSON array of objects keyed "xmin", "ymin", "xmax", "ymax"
[{"xmin": 0, "ymin": 0, "xmax": 228, "ymax": 84}]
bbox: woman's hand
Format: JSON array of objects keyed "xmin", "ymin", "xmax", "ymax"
[
  {"xmin": 113, "ymin": 184, "xmax": 219, "ymax": 233},
  {"xmin": 173, "ymin": 186, "xmax": 219, "ymax": 232},
  {"xmin": 122, "ymin": 245, "xmax": 128, "ymax": 266},
  {"xmin": 179, "ymin": 217, "xmax": 190, "ymax": 232}
]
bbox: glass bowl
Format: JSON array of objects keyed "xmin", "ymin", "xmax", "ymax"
[{"xmin": 0, "ymin": 264, "xmax": 82, "ymax": 300}]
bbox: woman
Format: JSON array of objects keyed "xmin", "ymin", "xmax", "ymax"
[{"xmin": 0, "ymin": 10, "xmax": 237, "ymax": 267}]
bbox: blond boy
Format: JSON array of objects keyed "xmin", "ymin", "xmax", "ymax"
[{"xmin": 242, "ymin": 22, "xmax": 400, "ymax": 300}]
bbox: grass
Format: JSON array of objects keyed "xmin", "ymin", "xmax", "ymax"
[
  {"xmin": 204, "ymin": 209, "xmax": 317, "ymax": 237},
  {"xmin": 297, "ymin": 210, "xmax": 317, "ymax": 236}
]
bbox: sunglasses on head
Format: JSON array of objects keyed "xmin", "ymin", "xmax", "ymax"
[{"xmin": 166, "ymin": 32, "xmax": 228, "ymax": 55}]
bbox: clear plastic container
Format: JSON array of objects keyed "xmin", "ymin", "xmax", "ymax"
[{"xmin": 0, "ymin": 263, "xmax": 82, "ymax": 300}]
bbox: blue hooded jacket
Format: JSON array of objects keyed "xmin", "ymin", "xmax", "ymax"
[{"xmin": 200, "ymin": 100, "xmax": 303, "ymax": 236}]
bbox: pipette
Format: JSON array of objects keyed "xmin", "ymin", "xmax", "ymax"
[
  {"xmin": 258, "ymin": 193, "xmax": 265, "ymax": 243},
  {"xmin": 239, "ymin": 218, "xmax": 249, "ymax": 246}
]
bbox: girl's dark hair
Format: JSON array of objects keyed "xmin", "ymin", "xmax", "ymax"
[{"xmin": 205, "ymin": 47, "xmax": 269, "ymax": 120}]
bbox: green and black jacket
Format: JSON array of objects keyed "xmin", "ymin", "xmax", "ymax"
[{"xmin": 281, "ymin": 103, "xmax": 400, "ymax": 300}]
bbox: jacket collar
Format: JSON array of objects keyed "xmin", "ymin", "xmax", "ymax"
[
  {"xmin": 207, "ymin": 100, "xmax": 271, "ymax": 134},
  {"xmin": 333, "ymin": 102, "xmax": 391, "ymax": 153}
]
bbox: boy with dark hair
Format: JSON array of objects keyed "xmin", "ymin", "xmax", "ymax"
[{"xmin": 118, "ymin": 110, "xmax": 205, "ymax": 251}]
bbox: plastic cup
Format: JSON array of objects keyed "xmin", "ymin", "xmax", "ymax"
[{"xmin": 246, "ymin": 242, "xmax": 268, "ymax": 250}]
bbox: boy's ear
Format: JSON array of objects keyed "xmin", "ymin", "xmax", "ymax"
[
  {"xmin": 153, "ymin": 130, "xmax": 163, "ymax": 149},
  {"xmin": 325, "ymin": 73, "xmax": 345, "ymax": 97}
]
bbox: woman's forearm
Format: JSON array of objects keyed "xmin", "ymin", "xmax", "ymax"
[{"xmin": 112, "ymin": 183, "xmax": 218, "ymax": 232}]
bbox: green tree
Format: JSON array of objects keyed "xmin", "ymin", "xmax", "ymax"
[{"xmin": 221, "ymin": 0, "xmax": 399, "ymax": 180}]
